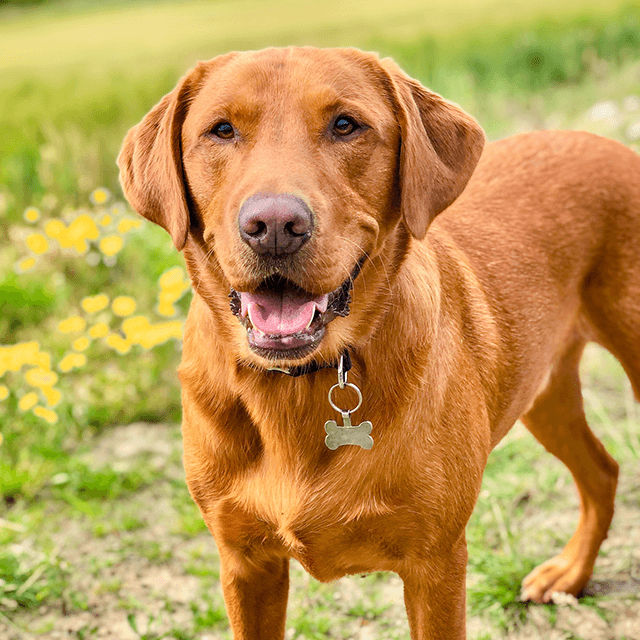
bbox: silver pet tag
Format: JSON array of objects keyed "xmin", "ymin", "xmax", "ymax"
[
  {"xmin": 324, "ymin": 356, "xmax": 373, "ymax": 450},
  {"xmin": 324, "ymin": 412, "xmax": 373, "ymax": 450}
]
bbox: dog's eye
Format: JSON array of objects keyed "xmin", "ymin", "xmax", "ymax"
[
  {"xmin": 332, "ymin": 115, "xmax": 359, "ymax": 137},
  {"xmin": 211, "ymin": 122, "xmax": 235, "ymax": 140}
]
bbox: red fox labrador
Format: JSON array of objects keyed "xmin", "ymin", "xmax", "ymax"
[{"xmin": 118, "ymin": 47, "xmax": 639, "ymax": 639}]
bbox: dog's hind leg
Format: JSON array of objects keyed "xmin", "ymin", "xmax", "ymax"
[
  {"xmin": 519, "ymin": 335, "xmax": 619, "ymax": 603},
  {"xmin": 582, "ymin": 263, "xmax": 640, "ymax": 404}
]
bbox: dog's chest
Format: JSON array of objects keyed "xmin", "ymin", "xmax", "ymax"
[{"xmin": 227, "ymin": 460, "xmax": 424, "ymax": 581}]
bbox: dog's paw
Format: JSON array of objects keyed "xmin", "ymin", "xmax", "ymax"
[{"xmin": 520, "ymin": 553, "xmax": 590, "ymax": 603}]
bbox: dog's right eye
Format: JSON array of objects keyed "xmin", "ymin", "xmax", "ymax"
[{"xmin": 211, "ymin": 122, "xmax": 235, "ymax": 140}]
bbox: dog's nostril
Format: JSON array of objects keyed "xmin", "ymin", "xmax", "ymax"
[
  {"xmin": 284, "ymin": 220, "xmax": 308, "ymax": 237},
  {"xmin": 238, "ymin": 194, "xmax": 314, "ymax": 256},
  {"xmin": 246, "ymin": 220, "xmax": 268, "ymax": 238}
]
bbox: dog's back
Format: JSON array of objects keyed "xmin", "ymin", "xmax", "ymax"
[{"xmin": 434, "ymin": 130, "xmax": 640, "ymax": 436}]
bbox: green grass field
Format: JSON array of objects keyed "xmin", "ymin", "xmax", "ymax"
[{"xmin": 1, "ymin": 0, "xmax": 639, "ymax": 638}]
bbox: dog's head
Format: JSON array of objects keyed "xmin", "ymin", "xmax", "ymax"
[{"xmin": 118, "ymin": 47, "xmax": 484, "ymax": 368}]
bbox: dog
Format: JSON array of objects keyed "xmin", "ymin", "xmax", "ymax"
[{"xmin": 118, "ymin": 47, "xmax": 639, "ymax": 639}]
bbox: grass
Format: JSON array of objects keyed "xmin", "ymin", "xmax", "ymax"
[
  {"xmin": 2, "ymin": 0, "xmax": 635, "ymax": 75},
  {"xmin": 0, "ymin": 0, "xmax": 639, "ymax": 638},
  {"xmin": 0, "ymin": 544, "xmax": 67, "ymax": 611}
]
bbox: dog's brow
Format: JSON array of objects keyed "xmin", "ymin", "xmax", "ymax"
[{"xmin": 192, "ymin": 98, "xmax": 262, "ymax": 136}]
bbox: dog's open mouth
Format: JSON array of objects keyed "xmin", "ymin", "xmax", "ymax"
[{"xmin": 229, "ymin": 263, "xmax": 361, "ymax": 360}]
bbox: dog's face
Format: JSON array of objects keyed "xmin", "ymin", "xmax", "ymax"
[{"xmin": 118, "ymin": 47, "xmax": 484, "ymax": 367}]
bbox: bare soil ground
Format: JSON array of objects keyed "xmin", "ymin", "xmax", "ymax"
[{"xmin": 3, "ymin": 415, "xmax": 638, "ymax": 640}]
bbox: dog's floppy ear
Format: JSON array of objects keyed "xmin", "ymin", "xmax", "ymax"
[
  {"xmin": 382, "ymin": 59, "xmax": 485, "ymax": 239},
  {"xmin": 117, "ymin": 67, "xmax": 205, "ymax": 251}
]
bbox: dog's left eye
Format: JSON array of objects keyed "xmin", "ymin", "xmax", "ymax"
[{"xmin": 332, "ymin": 115, "xmax": 360, "ymax": 137}]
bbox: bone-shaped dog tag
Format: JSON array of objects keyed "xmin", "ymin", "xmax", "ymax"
[{"xmin": 324, "ymin": 412, "xmax": 373, "ymax": 450}]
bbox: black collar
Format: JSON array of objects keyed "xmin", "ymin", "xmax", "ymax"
[{"xmin": 266, "ymin": 348, "xmax": 352, "ymax": 377}]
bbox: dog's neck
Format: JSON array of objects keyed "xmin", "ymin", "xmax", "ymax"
[{"xmin": 176, "ymin": 224, "xmax": 500, "ymax": 474}]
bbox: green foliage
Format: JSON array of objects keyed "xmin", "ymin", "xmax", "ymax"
[
  {"xmin": 56, "ymin": 462, "xmax": 152, "ymax": 500},
  {"xmin": 0, "ymin": 271, "xmax": 57, "ymax": 341},
  {"xmin": 346, "ymin": 599, "xmax": 390, "ymax": 619},
  {"xmin": 378, "ymin": 6, "xmax": 640, "ymax": 97},
  {"xmin": 467, "ymin": 553, "xmax": 537, "ymax": 619},
  {"xmin": 127, "ymin": 612, "xmax": 171, "ymax": 640},
  {"xmin": 175, "ymin": 506, "xmax": 209, "ymax": 538},
  {"xmin": 191, "ymin": 600, "xmax": 228, "ymax": 631},
  {"xmin": 290, "ymin": 612, "xmax": 333, "ymax": 639},
  {"xmin": 0, "ymin": 546, "xmax": 67, "ymax": 610},
  {"xmin": 0, "ymin": 0, "xmax": 48, "ymax": 5}
]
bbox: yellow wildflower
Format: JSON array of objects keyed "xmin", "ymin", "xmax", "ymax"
[
  {"xmin": 26, "ymin": 233, "xmax": 48, "ymax": 255},
  {"xmin": 105, "ymin": 333, "xmax": 131, "ymax": 355},
  {"xmin": 0, "ymin": 342, "xmax": 50, "ymax": 376},
  {"xmin": 17, "ymin": 257, "xmax": 37, "ymax": 272},
  {"xmin": 158, "ymin": 267, "xmax": 186, "ymax": 289},
  {"xmin": 41, "ymin": 386, "xmax": 62, "ymax": 407},
  {"xmin": 90, "ymin": 188, "xmax": 111, "ymax": 205},
  {"xmin": 157, "ymin": 302, "xmax": 176, "ymax": 317},
  {"xmin": 23, "ymin": 207, "xmax": 41, "ymax": 223},
  {"xmin": 122, "ymin": 316, "xmax": 183, "ymax": 350},
  {"xmin": 99, "ymin": 235, "xmax": 123, "ymax": 256},
  {"xmin": 81, "ymin": 294, "xmax": 109, "ymax": 313},
  {"xmin": 18, "ymin": 392, "xmax": 38, "ymax": 411},
  {"xmin": 33, "ymin": 406, "xmax": 58, "ymax": 424},
  {"xmin": 157, "ymin": 267, "xmax": 191, "ymax": 317},
  {"xmin": 112, "ymin": 296, "xmax": 136, "ymax": 317},
  {"xmin": 89, "ymin": 323, "xmax": 109, "ymax": 338},
  {"xmin": 45, "ymin": 219, "xmax": 65, "ymax": 238},
  {"xmin": 24, "ymin": 367, "xmax": 59, "ymax": 387},
  {"xmin": 48, "ymin": 215, "xmax": 99, "ymax": 253},
  {"xmin": 117, "ymin": 219, "xmax": 142, "ymax": 233},
  {"xmin": 73, "ymin": 337, "xmax": 90, "ymax": 352},
  {"xmin": 58, "ymin": 353, "xmax": 87, "ymax": 372},
  {"xmin": 0, "ymin": 385, "xmax": 9, "ymax": 401},
  {"xmin": 58, "ymin": 316, "xmax": 86, "ymax": 333}
]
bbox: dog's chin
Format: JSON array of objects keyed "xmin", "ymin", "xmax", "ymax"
[
  {"xmin": 229, "ymin": 268, "xmax": 357, "ymax": 363},
  {"xmin": 245, "ymin": 324, "xmax": 327, "ymax": 361}
]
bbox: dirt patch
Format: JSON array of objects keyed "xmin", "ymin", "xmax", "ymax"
[{"xmin": 3, "ymin": 423, "xmax": 639, "ymax": 640}]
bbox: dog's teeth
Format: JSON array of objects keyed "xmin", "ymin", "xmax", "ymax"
[{"xmin": 306, "ymin": 308, "xmax": 317, "ymax": 329}]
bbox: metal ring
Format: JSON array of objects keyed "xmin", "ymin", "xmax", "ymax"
[{"xmin": 327, "ymin": 382, "xmax": 362, "ymax": 414}]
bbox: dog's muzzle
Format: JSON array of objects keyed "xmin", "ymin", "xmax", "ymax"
[{"xmin": 229, "ymin": 259, "xmax": 364, "ymax": 360}]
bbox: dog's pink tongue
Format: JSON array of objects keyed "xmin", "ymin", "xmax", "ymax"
[{"xmin": 240, "ymin": 289, "xmax": 328, "ymax": 335}]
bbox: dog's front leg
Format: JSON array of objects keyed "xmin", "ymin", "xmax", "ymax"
[
  {"xmin": 218, "ymin": 547, "xmax": 290, "ymax": 640},
  {"xmin": 401, "ymin": 537, "xmax": 468, "ymax": 640}
]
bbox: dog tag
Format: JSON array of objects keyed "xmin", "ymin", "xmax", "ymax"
[
  {"xmin": 324, "ymin": 353, "xmax": 373, "ymax": 450},
  {"xmin": 324, "ymin": 412, "xmax": 373, "ymax": 450}
]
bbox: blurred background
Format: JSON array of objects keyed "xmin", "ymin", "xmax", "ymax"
[{"xmin": 1, "ymin": 1, "xmax": 639, "ymax": 639}]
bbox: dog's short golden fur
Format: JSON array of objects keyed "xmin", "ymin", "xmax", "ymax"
[{"xmin": 119, "ymin": 47, "xmax": 640, "ymax": 639}]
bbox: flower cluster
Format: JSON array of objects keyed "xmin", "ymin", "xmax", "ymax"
[
  {"xmin": 0, "ymin": 188, "xmax": 191, "ymax": 426},
  {"xmin": 17, "ymin": 188, "xmax": 139, "ymax": 273}
]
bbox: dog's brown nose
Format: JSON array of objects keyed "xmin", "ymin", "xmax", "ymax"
[{"xmin": 238, "ymin": 194, "xmax": 313, "ymax": 256}]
